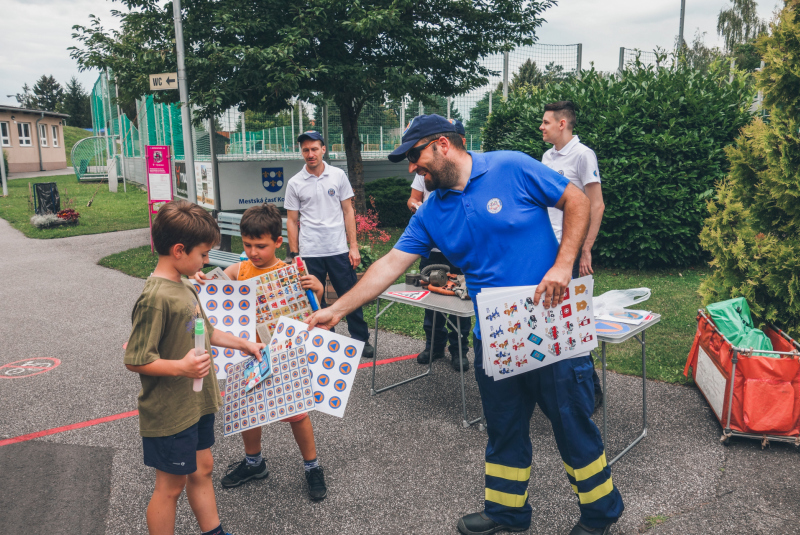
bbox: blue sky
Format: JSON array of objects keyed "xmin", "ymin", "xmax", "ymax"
[{"xmin": 0, "ymin": 0, "xmax": 779, "ymax": 109}]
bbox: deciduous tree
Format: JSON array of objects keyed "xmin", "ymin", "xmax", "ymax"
[{"xmin": 71, "ymin": 0, "xmax": 553, "ymax": 212}]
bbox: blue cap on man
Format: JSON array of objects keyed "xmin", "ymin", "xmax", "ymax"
[
  {"xmin": 297, "ymin": 130, "xmax": 325, "ymax": 145},
  {"xmin": 388, "ymin": 114, "xmax": 457, "ymax": 163},
  {"xmin": 450, "ymin": 119, "xmax": 466, "ymax": 137}
]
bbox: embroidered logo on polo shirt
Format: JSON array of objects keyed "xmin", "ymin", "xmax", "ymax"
[
  {"xmin": 487, "ymin": 198, "xmax": 502, "ymax": 214},
  {"xmin": 327, "ymin": 188, "xmax": 336, "ymax": 196},
  {"xmin": 593, "ymin": 169, "xmax": 599, "ymax": 177},
  {"xmin": 558, "ymin": 170, "xmax": 565, "ymax": 175}
]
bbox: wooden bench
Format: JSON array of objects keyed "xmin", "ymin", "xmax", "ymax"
[{"xmin": 207, "ymin": 212, "xmax": 289, "ymax": 268}]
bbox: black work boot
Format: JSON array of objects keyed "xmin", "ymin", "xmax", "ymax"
[
  {"xmin": 361, "ymin": 341, "xmax": 375, "ymax": 360},
  {"xmin": 569, "ymin": 521, "xmax": 613, "ymax": 535},
  {"xmin": 416, "ymin": 348, "xmax": 445, "ymax": 364},
  {"xmin": 450, "ymin": 348, "xmax": 470, "ymax": 372},
  {"xmin": 457, "ymin": 511, "xmax": 527, "ymax": 535}
]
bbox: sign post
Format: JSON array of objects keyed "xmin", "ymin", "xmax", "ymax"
[
  {"xmin": 171, "ymin": 0, "xmax": 197, "ymax": 206},
  {"xmin": 146, "ymin": 145, "xmax": 174, "ymax": 252}
]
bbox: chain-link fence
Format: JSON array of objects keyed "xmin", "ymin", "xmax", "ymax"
[
  {"xmin": 618, "ymin": 47, "xmax": 662, "ymax": 72},
  {"xmin": 94, "ymin": 42, "xmax": 753, "ymax": 187}
]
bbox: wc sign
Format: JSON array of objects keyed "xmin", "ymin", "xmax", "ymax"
[{"xmin": 262, "ymin": 168, "xmax": 284, "ymax": 193}]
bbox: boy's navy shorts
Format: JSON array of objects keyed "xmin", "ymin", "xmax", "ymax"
[{"xmin": 142, "ymin": 413, "xmax": 215, "ymax": 475}]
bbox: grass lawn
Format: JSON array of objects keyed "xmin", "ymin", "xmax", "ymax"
[
  {"xmin": 99, "ymin": 227, "xmax": 704, "ymax": 384},
  {"xmin": 64, "ymin": 126, "xmax": 93, "ymax": 168},
  {"xmin": 0, "ymin": 173, "xmax": 149, "ymax": 238}
]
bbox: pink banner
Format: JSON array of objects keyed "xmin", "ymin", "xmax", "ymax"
[{"xmin": 146, "ymin": 145, "xmax": 173, "ymax": 207}]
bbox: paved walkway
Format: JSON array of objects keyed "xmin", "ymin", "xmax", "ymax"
[{"xmin": 0, "ymin": 217, "xmax": 798, "ymax": 534}]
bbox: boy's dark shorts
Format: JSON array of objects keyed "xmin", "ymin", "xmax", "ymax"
[{"xmin": 143, "ymin": 413, "xmax": 215, "ymax": 475}]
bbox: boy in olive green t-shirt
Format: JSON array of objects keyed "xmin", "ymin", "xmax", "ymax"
[{"xmin": 125, "ymin": 200, "xmax": 264, "ymax": 535}]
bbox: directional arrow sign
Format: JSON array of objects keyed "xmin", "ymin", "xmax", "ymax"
[{"xmin": 149, "ymin": 72, "xmax": 179, "ymax": 91}]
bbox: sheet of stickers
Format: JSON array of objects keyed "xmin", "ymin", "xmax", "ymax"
[
  {"xmin": 222, "ymin": 317, "xmax": 363, "ymax": 437},
  {"xmin": 193, "ymin": 280, "xmax": 257, "ymax": 380},
  {"xmin": 476, "ymin": 275, "xmax": 598, "ymax": 380},
  {"xmin": 253, "ymin": 261, "xmax": 315, "ymax": 342}
]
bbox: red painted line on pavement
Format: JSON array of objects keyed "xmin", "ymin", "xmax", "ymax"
[
  {"xmin": 358, "ymin": 353, "xmax": 417, "ymax": 369},
  {"xmin": 0, "ymin": 410, "xmax": 139, "ymax": 448},
  {"xmin": 0, "ymin": 355, "xmax": 418, "ymax": 447}
]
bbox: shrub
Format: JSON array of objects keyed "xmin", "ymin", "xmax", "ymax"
[
  {"xmin": 364, "ymin": 177, "xmax": 413, "ymax": 227},
  {"xmin": 482, "ymin": 62, "xmax": 755, "ymax": 268},
  {"xmin": 699, "ymin": 3, "xmax": 800, "ymax": 338}
]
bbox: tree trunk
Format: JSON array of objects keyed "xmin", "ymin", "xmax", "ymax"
[{"xmin": 338, "ymin": 98, "xmax": 367, "ymax": 214}]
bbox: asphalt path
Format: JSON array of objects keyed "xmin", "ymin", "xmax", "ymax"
[{"xmin": 1, "ymin": 217, "xmax": 798, "ymax": 534}]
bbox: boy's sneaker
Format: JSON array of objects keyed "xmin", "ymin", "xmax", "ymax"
[
  {"xmin": 221, "ymin": 458, "xmax": 269, "ymax": 488},
  {"xmin": 305, "ymin": 466, "xmax": 328, "ymax": 500}
]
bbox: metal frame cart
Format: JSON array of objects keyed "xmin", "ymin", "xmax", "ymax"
[
  {"xmin": 370, "ymin": 283, "xmax": 482, "ymax": 428},
  {"xmin": 691, "ymin": 310, "xmax": 800, "ymax": 448}
]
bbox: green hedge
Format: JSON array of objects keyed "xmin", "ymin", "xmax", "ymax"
[
  {"xmin": 482, "ymin": 63, "xmax": 755, "ymax": 268},
  {"xmin": 364, "ymin": 176, "xmax": 413, "ymax": 227}
]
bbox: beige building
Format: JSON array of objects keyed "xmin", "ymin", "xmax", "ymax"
[{"xmin": 0, "ymin": 105, "xmax": 70, "ymax": 173}]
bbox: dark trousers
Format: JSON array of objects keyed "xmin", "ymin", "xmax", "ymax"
[
  {"xmin": 573, "ymin": 257, "xmax": 602, "ymax": 395},
  {"xmin": 304, "ymin": 252, "xmax": 369, "ymax": 343},
  {"xmin": 474, "ymin": 338, "xmax": 624, "ymax": 529},
  {"xmin": 420, "ymin": 253, "xmax": 472, "ymax": 355}
]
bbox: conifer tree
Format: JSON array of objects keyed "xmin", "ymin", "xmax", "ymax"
[{"xmin": 700, "ymin": 0, "xmax": 800, "ymax": 337}]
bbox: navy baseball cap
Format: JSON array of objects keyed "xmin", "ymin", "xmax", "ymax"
[
  {"xmin": 388, "ymin": 114, "xmax": 457, "ymax": 163},
  {"xmin": 297, "ymin": 131, "xmax": 325, "ymax": 145},
  {"xmin": 450, "ymin": 119, "xmax": 466, "ymax": 136}
]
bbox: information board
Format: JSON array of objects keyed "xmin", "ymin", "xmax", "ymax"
[
  {"xmin": 217, "ymin": 160, "xmax": 306, "ymax": 210},
  {"xmin": 146, "ymin": 145, "xmax": 173, "ymax": 214}
]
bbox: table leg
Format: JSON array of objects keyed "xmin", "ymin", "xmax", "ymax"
[
  {"xmin": 608, "ymin": 331, "xmax": 648, "ymax": 466},
  {"xmin": 446, "ymin": 315, "xmax": 482, "ymax": 429},
  {"xmin": 370, "ymin": 298, "xmax": 432, "ymax": 395}
]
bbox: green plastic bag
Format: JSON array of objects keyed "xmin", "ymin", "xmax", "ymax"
[{"xmin": 706, "ymin": 297, "xmax": 773, "ymax": 353}]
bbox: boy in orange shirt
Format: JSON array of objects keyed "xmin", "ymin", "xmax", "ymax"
[{"xmin": 193, "ymin": 203, "xmax": 328, "ymax": 500}]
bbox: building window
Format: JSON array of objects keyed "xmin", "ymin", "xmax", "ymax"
[
  {"xmin": 18, "ymin": 123, "xmax": 32, "ymax": 146},
  {"xmin": 39, "ymin": 124, "xmax": 48, "ymax": 147},
  {"xmin": 52, "ymin": 125, "xmax": 59, "ymax": 147},
  {"xmin": 0, "ymin": 122, "xmax": 9, "ymax": 147}
]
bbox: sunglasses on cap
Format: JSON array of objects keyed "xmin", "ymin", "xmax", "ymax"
[{"xmin": 406, "ymin": 139, "xmax": 438, "ymax": 163}]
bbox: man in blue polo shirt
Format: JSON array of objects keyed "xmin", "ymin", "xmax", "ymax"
[{"xmin": 306, "ymin": 115, "xmax": 624, "ymax": 535}]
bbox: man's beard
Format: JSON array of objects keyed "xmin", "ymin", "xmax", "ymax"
[{"xmin": 423, "ymin": 148, "xmax": 460, "ymax": 191}]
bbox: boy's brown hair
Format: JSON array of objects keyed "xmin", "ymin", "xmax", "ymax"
[
  {"xmin": 152, "ymin": 200, "xmax": 220, "ymax": 255},
  {"xmin": 240, "ymin": 203, "xmax": 282, "ymax": 241}
]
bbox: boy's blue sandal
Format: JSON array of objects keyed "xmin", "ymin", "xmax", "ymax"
[
  {"xmin": 305, "ymin": 466, "xmax": 327, "ymax": 500},
  {"xmin": 221, "ymin": 459, "xmax": 269, "ymax": 488}
]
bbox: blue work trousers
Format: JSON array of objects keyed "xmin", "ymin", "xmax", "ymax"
[
  {"xmin": 304, "ymin": 253, "xmax": 369, "ymax": 342},
  {"xmin": 474, "ymin": 337, "xmax": 624, "ymax": 530}
]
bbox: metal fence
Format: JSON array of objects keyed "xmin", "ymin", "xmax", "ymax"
[
  {"xmin": 93, "ymin": 42, "xmax": 756, "ymax": 187},
  {"xmin": 618, "ymin": 47, "xmax": 662, "ymax": 73},
  {"xmin": 91, "ymin": 42, "xmax": 583, "ymax": 184}
]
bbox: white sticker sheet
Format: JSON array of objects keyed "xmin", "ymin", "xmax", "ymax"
[
  {"xmin": 476, "ymin": 276, "xmax": 598, "ymax": 380},
  {"xmin": 193, "ymin": 280, "xmax": 257, "ymax": 380},
  {"xmin": 272, "ymin": 317, "xmax": 363, "ymax": 418},
  {"xmin": 222, "ymin": 343, "xmax": 314, "ymax": 437}
]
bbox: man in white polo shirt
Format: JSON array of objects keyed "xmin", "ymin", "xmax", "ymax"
[
  {"xmin": 540, "ymin": 100, "xmax": 605, "ymax": 409},
  {"xmin": 285, "ymin": 131, "xmax": 373, "ymax": 359}
]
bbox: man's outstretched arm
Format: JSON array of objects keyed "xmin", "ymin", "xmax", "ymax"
[{"xmin": 306, "ymin": 248, "xmax": 420, "ymax": 330}]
